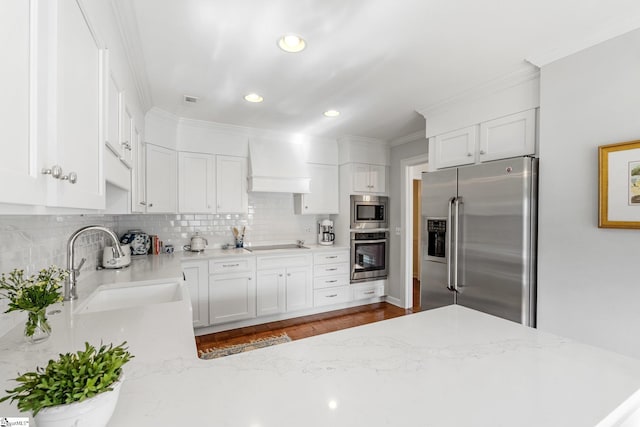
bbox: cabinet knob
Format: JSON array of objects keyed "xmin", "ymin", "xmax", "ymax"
[
  {"xmin": 467, "ymin": 153, "xmax": 472, "ymax": 157},
  {"xmin": 287, "ymin": 273, "xmax": 291, "ymax": 277},
  {"xmin": 42, "ymin": 165, "xmax": 63, "ymax": 179},
  {"xmin": 479, "ymin": 150, "xmax": 486, "ymax": 155},
  {"xmin": 148, "ymin": 203, "xmax": 153, "ymax": 208},
  {"xmin": 68, "ymin": 172, "xmax": 78, "ymax": 184},
  {"xmin": 279, "ymin": 274, "xmax": 283, "ymax": 277}
]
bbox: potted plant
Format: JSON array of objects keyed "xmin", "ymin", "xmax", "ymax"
[
  {"xmin": 0, "ymin": 342, "xmax": 133, "ymax": 427},
  {"xmin": 0, "ymin": 266, "xmax": 67, "ymax": 343}
]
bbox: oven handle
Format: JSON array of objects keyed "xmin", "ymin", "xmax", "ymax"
[{"xmin": 351, "ymin": 239, "xmax": 387, "ymax": 244}]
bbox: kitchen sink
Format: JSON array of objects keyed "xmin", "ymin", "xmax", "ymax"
[
  {"xmin": 75, "ymin": 281, "xmax": 186, "ymax": 314},
  {"xmin": 244, "ymin": 244, "xmax": 309, "ymax": 252}
]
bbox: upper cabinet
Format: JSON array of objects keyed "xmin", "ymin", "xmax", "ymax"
[
  {"xmin": 146, "ymin": 143, "xmax": 177, "ymax": 213},
  {"xmin": 429, "ymin": 109, "xmax": 537, "ymax": 170},
  {"xmin": 216, "ymin": 155, "xmax": 248, "ymax": 214},
  {"xmin": 351, "ymin": 163, "xmax": 387, "ymax": 194},
  {"xmin": 131, "ymin": 126, "xmax": 146, "ymax": 213},
  {"xmin": 294, "ymin": 163, "xmax": 339, "ymax": 215},
  {"xmin": 46, "ymin": 0, "xmax": 104, "ymax": 209},
  {"xmin": 0, "ymin": 0, "xmax": 46, "ymax": 206},
  {"xmin": 478, "ymin": 109, "xmax": 536, "ymax": 162},
  {"xmin": 178, "ymin": 152, "xmax": 215, "ymax": 213}
]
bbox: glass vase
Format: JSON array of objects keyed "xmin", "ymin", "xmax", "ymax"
[{"xmin": 24, "ymin": 309, "xmax": 51, "ymax": 344}]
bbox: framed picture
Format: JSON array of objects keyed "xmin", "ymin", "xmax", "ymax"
[{"xmin": 599, "ymin": 140, "xmax": 640, "ymax": 229}]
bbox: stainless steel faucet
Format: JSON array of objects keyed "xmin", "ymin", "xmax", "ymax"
[{"xmin": 66, "ymin": 225, "xmax": 125, "ymax": 301}]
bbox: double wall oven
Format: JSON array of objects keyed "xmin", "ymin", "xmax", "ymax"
[{"xmin": 350, "ymin": 195, "xmax": 389, "ymax": 283}]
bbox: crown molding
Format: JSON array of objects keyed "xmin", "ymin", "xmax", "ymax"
[
  {"xmin": 110, "ymin": 0, "xmax": 153, "ymax": 111},
  {"xmin": 337, "ymin": 135, "xmax": 390, "ymax": 147},
  {"xmin": 390, "ymin": 130, "xmax": 426, "ymax": 147},
  {"xmin": 417, "ymin": 65, "xmax": 540, "ymax": 119},
  {"xmin": 147, "ymin": 107, "xmax": 180, "ymax": 123},
  {"xmin": 526, "ymin": 22, "xmax": 640, "ymax": 67}
]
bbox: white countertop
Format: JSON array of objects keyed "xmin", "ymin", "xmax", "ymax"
[
  {"xmin": 180, "ymin": 244, "xmax": 349, "ymax": 261},
  {"xmin": 1, "ymin": 257, "xmax": 640, "ymax": 426}
]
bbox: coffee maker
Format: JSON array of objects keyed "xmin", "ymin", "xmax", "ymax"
[{"xmin": 318, "ymin": 219, "xmax": 335, "ymax": 246}]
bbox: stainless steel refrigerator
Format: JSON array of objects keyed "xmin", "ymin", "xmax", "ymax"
[{"xmin": 420, "ymin": 156, "xmax": 537, "ymax": 326}]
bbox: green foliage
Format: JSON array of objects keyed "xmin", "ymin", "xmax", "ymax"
[
  {"xmin": 0, "ymin": 342, "xmax": 134, "ymax": 416},
  {"xmin": 0, "ymin": 266, "xmax": 67, "ymax": 314},
  {"xmin": 632, "ymin": 165, "xmax": 640, "ymax": 176}
]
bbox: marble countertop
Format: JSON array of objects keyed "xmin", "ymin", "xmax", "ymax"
[
  {"xmin": 1, "ymin": 257, "xmax": 640, "ymax": 426},
  {"xmin": 180, "ymin": 244, "xmax": 349, "ymax": 261}
]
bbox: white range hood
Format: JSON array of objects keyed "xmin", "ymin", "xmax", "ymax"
[{"xmin": 248, "ymin": 139, "xmax": 311, "ymax": 193}]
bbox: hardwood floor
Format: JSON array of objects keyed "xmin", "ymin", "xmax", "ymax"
[{"xmin": 195, "ymin": 279, "xmax": 422, "ymax": 354}]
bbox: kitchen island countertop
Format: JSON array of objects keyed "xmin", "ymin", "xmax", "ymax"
[{"xmin": 1, "ymin": 257, "xmax": 640, "ymax": 425}]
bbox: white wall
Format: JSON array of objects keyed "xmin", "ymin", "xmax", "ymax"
[
  {"xmin": 388, "ymin": 138, "xmax": 428, "ymax": 306},
  {"xmin": 537, "ymin": 28, "xmax": 640, "ymax": 358}
]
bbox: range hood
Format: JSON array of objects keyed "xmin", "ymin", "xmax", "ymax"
[{"xmin": 248, "ymin": 139, "xmax": 311, "ymax": 193}]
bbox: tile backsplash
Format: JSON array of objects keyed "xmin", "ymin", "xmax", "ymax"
[{"xmin": 0, "ymin": 192, "xmax": 321, "ymax": 336}]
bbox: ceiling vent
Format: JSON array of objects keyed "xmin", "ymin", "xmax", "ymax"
[{"xmin": 183, "ymin": 95, "xmax": 199, "ymax": 104}]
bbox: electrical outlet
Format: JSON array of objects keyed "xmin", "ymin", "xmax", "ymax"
[
  {"xmin": 395, "ymin": 226, "xmax": 401, "ymax": 236},
  {"xmin": 304, "ymin": 227, "xmax": 312, "ymax": 233}
]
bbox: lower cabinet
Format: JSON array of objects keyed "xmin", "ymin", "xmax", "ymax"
[
  {"xmin": 256, "ymin": 255, "xmax": 313, "ymax": 316},
  {"xmin": 182, "ymin": 260, "xmax": 209, "ymax": 328},
  {"xmin": 313, "ymin": 250, "xmax": 350, "ymax": 308},
  {"xmin": 209, "ymin": 271, "xmax": 256, "ymax": 325}
]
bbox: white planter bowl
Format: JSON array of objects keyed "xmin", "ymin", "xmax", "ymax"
[{"xmin": 34, "ymin": 377, "xmax": 123, "ymax": 427}]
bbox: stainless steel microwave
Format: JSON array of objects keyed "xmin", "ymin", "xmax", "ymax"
[{"xmin": 350, "ymin": 195, "xmax": 389, "ymax": 229}]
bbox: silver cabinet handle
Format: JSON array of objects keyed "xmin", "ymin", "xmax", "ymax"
[
  {"xmin": 326, "ymin": 256, "xmax": 338, "ymax": 259},
  {"xmin": 467, "ymin": 152, "xmax": 472, "ymax": 157},
  {"xmin": 479, "ymin": 150, "xmax": 486, "ymax": 155},
  {"xmin": 139, "ymin": 201, "xmax": 147, "ymax": 206},
  {"xmin": 326, "ymin": 280, "xmax": 338, "ymax": 283},
  {"xmin": 326, "ymin": 267, "xmax": 338, "ymax": 271},
  {"xmin": 326, "ymin": 294, "xmax": 338, "ymax": 298},
  {"xmin": 223, "ymin": 263, "xmax": 240, "ymax": 268},
  {"xmin": 122, "ymin": 141, "xmax": 132, "ymax": 151},
  {"xmin": 364, "ymin": 290, "xmax": 375, "ymax": 295},
  {"xmin": 42, "ymin": 165, "xmax": 63, "ymax": 179}
]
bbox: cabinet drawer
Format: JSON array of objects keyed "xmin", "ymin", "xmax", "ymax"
[
  {"xmin": 314, "ymin": 287, "xmax": 350, "ymax": 307},
  {"xmin": 313, "ymin": 251, "xmax": 349, "ymax": 265},
  {"xmin": 313, "ymin": 276, "xmax": 350, "ymax": 290},
  {"xmin": 209, "ymin": 257, "xmax": 255, "ymax": 274},
  {"xmin": 314, "ymin": 262, "xmax": 349, "ymax": 277},
  {"xmin": 352, "ymin": 283, "xmax": 385, "ymax": 300},
  {"xmin": 257, "ymin": 254, "xmax": 312, "ymax": 270}
]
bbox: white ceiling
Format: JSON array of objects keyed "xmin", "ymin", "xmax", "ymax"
[{"xmin": 122, "ymin": 0, "xmax": 640, "ymax": 142}]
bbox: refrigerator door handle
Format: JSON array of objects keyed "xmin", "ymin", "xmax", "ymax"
[
  {"xmin": 453, "ymin": 196, "xmax": 461, "ymax": 292},
  {"xmin": 447, "ymin": 197, "xmax": 455, "ymax": 291}
]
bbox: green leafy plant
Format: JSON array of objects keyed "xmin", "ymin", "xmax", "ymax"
[
  {"xmin": 0, "ymin": 266, "xmax": 67, "ymax": 338},
  {"xmin": 0, "ymin": 342, "xmax": 134, "ymax": 415}
]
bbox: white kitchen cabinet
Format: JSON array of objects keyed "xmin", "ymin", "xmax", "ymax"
[
  {"xmin": 430, "ymin": 109, "xmax": 537, "ymax": 169},
  {"xmin": 146, "ymin": 143, "xmax": 177, "ymax": 213},
  {"xmin": 294, "ymin": 163, "xmax": 339, "ymax": 214},
  {"xmin": 216, "ymin": 155, "xmax": 248, "ymax": 213},
  {"xmin": 182, "ymin": 260, "xmax": 209, "ymax": 328},
  {"xmin": 49, "ymin": 0, "xmax": 104, "ymax": 209},
  {"xmin": 178, "ymin": 152, "xmax": 215, "ymax": 213},
  {"xmin": 209, "ymin": 271, "xmax": 256, "ymax": 325},
  {"xmin": 479, "ymin": 109, "xmax": 536, "ymax": 162},
  {"xmin": 119, "ymin": 104, "xmax": 135, "ymax": 167},
  {"xmin": 0, "ymin": 0, "xmax": 46, "ymax": 206},
  {"xmin": 106, "ymin": 73, "xmax": 123, "ymax": 159},
  {"xmin": 256, "ymin": 255, "xmax": 313, "ymax": 315},
  {"xmin": 432, "ymin": 126, "xmax": 477, "ymax": 169},
  {"xmin": 351, "ymin": 163, "xmax": 386, "ymax": 194},
  {"xmin": 352, "ymin": 281, "xmax": 385, "ymax": 301},
  {"xmin": 131, "ymin": 128, "xmax": 146, "ymax": 213},
  {"xmin": 312, "ymin": 249, "xmax": 350, "ymax": 307}
]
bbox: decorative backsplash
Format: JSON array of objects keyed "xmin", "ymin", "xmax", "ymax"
[{"xmin": 0, "ymin": 192, "xmax": 320, "ymax": 336}]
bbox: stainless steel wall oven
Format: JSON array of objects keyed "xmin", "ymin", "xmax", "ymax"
[{"xmin": 350, "ymin": 231, "xmax": 388, "ymax": 283}]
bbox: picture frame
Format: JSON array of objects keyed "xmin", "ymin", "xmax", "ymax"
[{"xmin": 598, "ymin": 140, "xmax": 640, "ymax": 229}]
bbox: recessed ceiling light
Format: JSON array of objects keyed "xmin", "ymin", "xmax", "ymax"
[
  {"xmin": 244, "ymin": 93, "xmax": 264, "ymax": 103},
  {"xmin": 278, "ymin": 34, "xmax": 306, "ymax": 53},
  {"xmin": 324, "ymin": 110, "xmax": 340, "ymax": 117}
]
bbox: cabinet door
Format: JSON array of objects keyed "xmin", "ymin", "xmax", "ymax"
[
  {"xmin": 300, "ymin": 164, "xmax": 339, "ymax": 214},
  {"xmin": 105, "ymin": 73, "xmax": 124, "ymax": 158},
  {"xmin": 479, "ymin": 109, "xmax": 536, "ymax": 162},
  {"xmin": 146, "ymin": 143, "xmax": 177, "ymax": 213},
  {"xmin": 216, "ymin": 155, "xmax": 247, "ymax": 213},
  {"xmin": 209, "ymin": 272, "xmax": 256, "ymax": 325},
  {"xmin": 352, "ymin": 163, "xmax": 372, "ymax": 192},
  {"xmin": 183, "ymin": 261, "xmax": 209, "ymax": 328},
  {"xmin": 433, "ymin": 126, "xmax": 477, "ymax": 169},
  {"xmin": 0, "ymin": 0, "xmax": 46, "ymax": 205},
  {"xmin": 178, "ymin": 152, "xmax": 215, "ymax": 213},
  {"xmin": 131, "ymin": 128, "xmax": 146, "ymax": 213},
  {"xmin": 53, "ymin": 0, "xmax": 104, "ymax": 209},
  {"xmin": 257, "ymin": 269, "xmax": 286, "ymax": 316},
  {"xmin": 368, "ymin": 164, "xmax": 386, "ymax": 193},
  {"xmin": 285, "ymin": 266, "xmax": 312, "ymax": 312}
]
